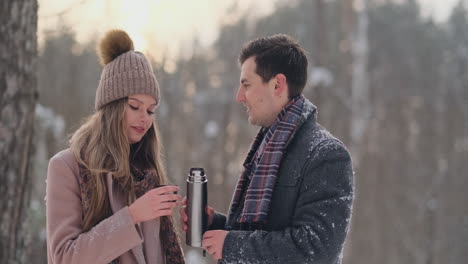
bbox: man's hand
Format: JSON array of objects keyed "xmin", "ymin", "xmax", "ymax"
[
  {"xmin": 179, "ymin": 197, "xmax": 215, "ymax": 231},
  {"xmin": 202, "ymin": 230, "xmax": 228, "ymax": 260}
]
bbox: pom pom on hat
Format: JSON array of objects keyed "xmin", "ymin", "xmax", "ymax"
[
  {"xmin": 95, "ymin": 29, "xmax": 160, "ymax": 110},
  {"xmin": 98, "ymin": 29, "xmax": 135, "ymax": 65}
]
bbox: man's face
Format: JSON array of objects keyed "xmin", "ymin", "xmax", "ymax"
[{"xmin": 236, "ymin": 57, "xmax": 277, "ymax": 127}]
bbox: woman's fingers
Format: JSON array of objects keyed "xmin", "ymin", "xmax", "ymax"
[
  {"xmin": 130, "ymin": 186, "xmax": 182, "ymax": 223},
  {"xmin": 156, "ymin": 208, "xmax": 173, "ymax": 217},
  {"xmin": 163, "ymin": 194, "xmax": 181, "ymax": 202},
  {"xmin": 154, "ymin": 194, "xmax": 181, "ymax": 205},
  {"xmin": 156, "ymin": 201, "xmax": 176, "ymax": 210},
  {"xmin": 154, "ymin": 185, "xmax": 179, "ymax": 195}
]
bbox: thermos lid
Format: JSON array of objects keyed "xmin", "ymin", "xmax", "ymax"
[
  {"xmin": 190, "ymin": 168, "xmax": 205, "ymax": 175},
  {"xmin": 188, "ymin": 168, "xmax": 207, "ymax": 182}
]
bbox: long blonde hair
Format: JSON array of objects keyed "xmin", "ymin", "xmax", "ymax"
[{"xmin": 69, "ymin": 97, "xmax": 168, "ymax": 231}]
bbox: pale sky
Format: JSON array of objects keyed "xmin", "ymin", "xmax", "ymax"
[
  {"xmin": 38, "ymin": 0, "xmax": 460, "ymax": 61},
  {"xmin": 418, "ymin": 0, "xmax": 460, "ymax": 21},
  {"xmin": 38, "ymin": 0, "xmax": 280, "ymax": 61}
]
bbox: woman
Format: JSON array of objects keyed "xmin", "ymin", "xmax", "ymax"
[{"xmin": 46, "ymin": 29, "xmax": 184, "ymax": 264}]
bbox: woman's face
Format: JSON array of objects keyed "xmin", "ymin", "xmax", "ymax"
[{"xmin": 125, "ymin": 94, "xmax": 157, "ymax": 144}]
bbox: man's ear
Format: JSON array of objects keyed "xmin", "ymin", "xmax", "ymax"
[{"xmin": 273, "ymin": 73, "xmax": 288, "ymax": 97}]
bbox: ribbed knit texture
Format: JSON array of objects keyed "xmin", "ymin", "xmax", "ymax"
[{"xmin": 95, "ymin": 51, "xmax": 160, "ymax": 110}]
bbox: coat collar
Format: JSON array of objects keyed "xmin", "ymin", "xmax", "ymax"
[{"xmin": 283, "ymin": 97, "xmax": 317, "ymax": 149}]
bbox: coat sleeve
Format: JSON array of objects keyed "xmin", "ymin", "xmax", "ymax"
[
  {"xmin": 46, "ymin": 153, "xmax": 143, "ymax": 264},
  {"xmin": 220, "ymin": 139, "xmax": 354, "ymax": 264},
  {"xmin": 209, "ymin": 212, "xmax": 227, "ymax": 230}
]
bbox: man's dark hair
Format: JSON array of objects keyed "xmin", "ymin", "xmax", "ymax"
[{"xmin": 239, "ymin": 34, "xmax": 308, "ymax": 98}]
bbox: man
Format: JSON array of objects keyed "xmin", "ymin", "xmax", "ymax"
[{"xmin": 181, "ymin": 34, "xmax": 354, "ymax": 264}]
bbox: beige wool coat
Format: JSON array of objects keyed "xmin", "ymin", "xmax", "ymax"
[{"xmin": 46, "ymin": 149, "xmax": 165, "ymax": 264}]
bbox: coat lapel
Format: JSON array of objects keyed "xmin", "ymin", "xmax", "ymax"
[{"xmin": 106, "ymin": 173, "xmax": 147, "ymax": 264}]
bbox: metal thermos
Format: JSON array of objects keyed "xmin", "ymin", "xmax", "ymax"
[{"xmin": 186, "ymin": 168, "xmax": 208, "ymax": 247}]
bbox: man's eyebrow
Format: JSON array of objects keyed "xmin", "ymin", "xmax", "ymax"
[{"xmin": 240, "ymin": 78, "xmax": 248, "ymax": 84}]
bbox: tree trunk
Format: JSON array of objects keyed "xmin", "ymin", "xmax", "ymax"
[
  {"xmin": 350, "ymin": 0, "xmax": 370, "ymax": 167},
  {"xmin": 0, "ymin": 0, "xmax": 38, "ymax": 263},
  {"xmin": 344, "ymin": 0, "xmax": 373, "ymax": 262},
  {"xmin": 314, "ymin": 0, "xmax": 326, "ymax": 67}
]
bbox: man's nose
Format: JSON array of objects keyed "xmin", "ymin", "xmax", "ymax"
[{"xmin": 236, "ymin": 87, "xmax": 245, "ymax": 103}]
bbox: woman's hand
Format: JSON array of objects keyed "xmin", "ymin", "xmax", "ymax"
[{"xmin": 129, "ymin": 185, "xmax": 181, "ymax": 224}]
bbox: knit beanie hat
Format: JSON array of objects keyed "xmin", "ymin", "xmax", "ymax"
[{"xmin": 95, "ymin": 29, "xmax": 160, "ymax": 110}]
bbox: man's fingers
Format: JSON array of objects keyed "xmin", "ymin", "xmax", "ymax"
[
  {"xmin": 206, "ymin": 246, "xmax": 218, "ymax": 259},
  {"xmin": 180, "ymin": 207, "xmax": 187, "ymax": 220},
  {"xmin": 212, "ymin": 250, "xmax": 219, "ymax": 260},
  {"xmin": 202, "ymin": 235, "xmax": 213, "ymax": 247},
  {"xmin": 202, "ymin": 234, "xmax": 222, "ymax": 259},
  {"xmin": 179, "ymin": 217, "xmax": 188, "ymax": 231},
  {"xmin": 179, "ymin": 199, "xmax": 188, "ymax": 232},
  {"xmin": 201, "ymin": 240, "xmax": 208, "ymax": 250},
  {"xmin": 202, "ymin": 231, "xmax": 213, "ymax": 240}
]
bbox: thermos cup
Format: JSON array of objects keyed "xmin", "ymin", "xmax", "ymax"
[{"xmin": 186, "ymin": 168, "xmax": 208, "ymax": 247}]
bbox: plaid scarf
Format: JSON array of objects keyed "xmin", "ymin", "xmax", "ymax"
[
  {"xmin": 229, "ymin": 95, "xmax": 305, "ymax": 224},
  {"xmin": 78, "ymin": 165, "xmax": 185, "ymax": 264}
]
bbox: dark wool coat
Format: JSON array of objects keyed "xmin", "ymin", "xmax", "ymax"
[{"xmin": 210, "ymin": 99, "xmax": 354, "ymax": 264}]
